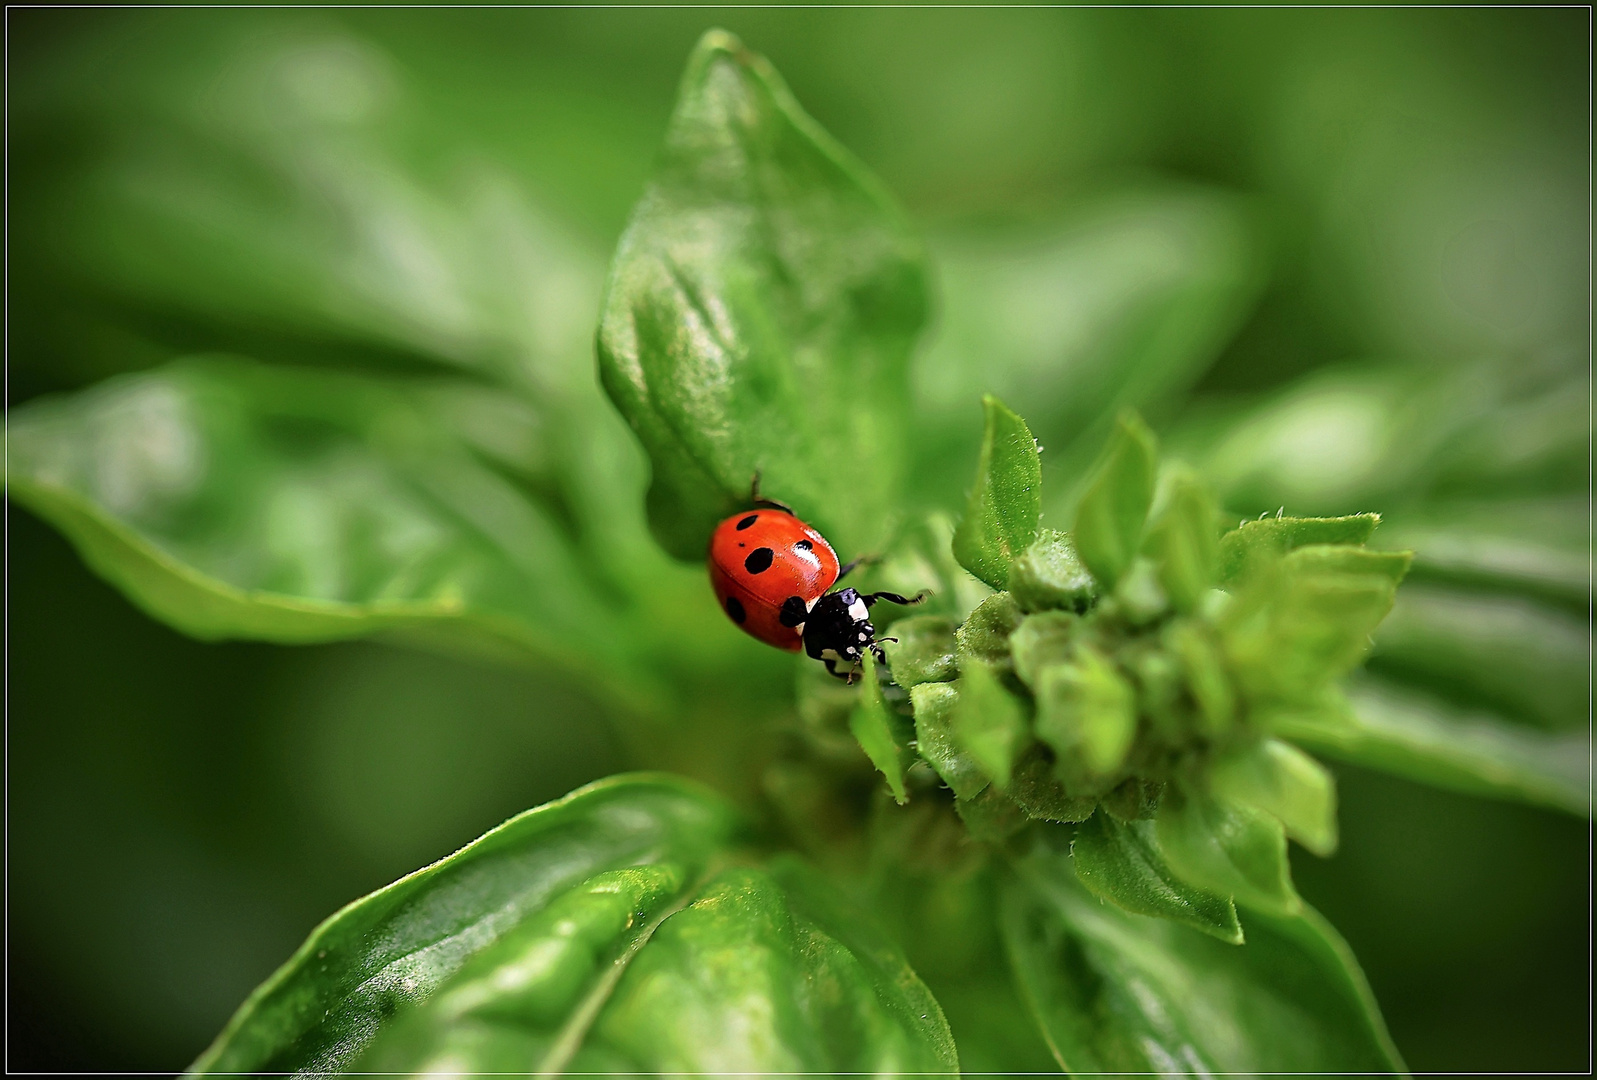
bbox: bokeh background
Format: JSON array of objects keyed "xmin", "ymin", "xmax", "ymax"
[{"xmin": 7, "ymin": 7, "xmax": 1587, "ymax": 1072}]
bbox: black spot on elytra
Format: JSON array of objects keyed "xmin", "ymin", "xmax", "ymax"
[
  {"xmin": 779, "ymin": 595, "xmax": 807, "ymax": 627},
  {"xmin": 744, "ymin": 547, "xmax": 774, "ymax": 574},
  {"xmin": 794, "ymin": 539, "xmax": 813, "ymax": 551},
  {"xmin": 736, "ymin": 514, "xmax": 758, "ymax": 530},
  {"xmin": 725, "ymin": 595, "xmax": 746, "ymax": 624}
]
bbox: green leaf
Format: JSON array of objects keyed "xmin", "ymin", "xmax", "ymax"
[
  {"xmin": 952, "ymin": 395, "xmax": 1042, "ymax": 590},
  {"xmin": 953, "ymin": 783, "xmax": 1031, "ymax": 844},
  {"xmin": 191, "ymin": 775, "xmax": 957, "ymax": 1076},
  {"xmin": 1072, "ymin": 411, "xmax": 1158, "ymax": 589},
  {"xmin": 1370, "ymin": 583, "xmax": 1586, "ymax": 731},
  {"xmin": 1268, "ymin": 679, "xmax": 1588, "ymax": 816},
  {"xmin": 1156, "ymin": 785, "xmax": 1301, "ymax": 917},
  {"xmin": 848, "ymin": 652, "xmax": 912, "ymax": 805},
  {"xmin": 881, "ymin": 615, "xmax": 958, "ymax": 689},
  {"xmin": 1071, "ymin": 812, "xmax": 1243, "ymax": 943},
  {"xmin": 1008, "ymin": 610, "xmax": 1081, "ymax": 688},
  {"xmin": 1210, "ymin": 739, "xmax": 1339, "ymax": 856},
  {"xmin": 1218, "ymin": 513, "xmax": 1381, "ymax": 584},
  {"xmin": 953, "ymin": 591, "xmax": 1024, "ymax": 670},
  {"xmin": 1221, "ymin": 544, "xmax": 1409, "ymax": 706},
  {"xmin": 1002, "ymin": 846, "xmax": 1405, "ymax": 1074},
  {"xmin": 1007, "ymin": 749, "xmax": 1099, "ymax": 824},
  {"xmin": 1007, "ymin": 529, "xmax": 1096, "ymax": 613},
  {"xmin": 596, "ymin": 30, "xmax": 926, "ymax": 560},
  {"xmin": 908, "ymin": 683, "xmax": 988, "ymax": 801},
  {"xmin": 951, "ymin": 659, "xmax": 1030, "ymax": 789},
  {"xmin": 1031, "ymin": 646, "xmax": 1138, "ymax": 778},
  {"xmin": 1163, "ymin": 621, "xmax": 1237, "ymax": 735},
  {"xmin": 8, "ymin": 359, "xmax": 645, "ymax": 681},
  {"xmin": 1145, "ymin": 469, "xmax": 1220, "ymax": 613}
]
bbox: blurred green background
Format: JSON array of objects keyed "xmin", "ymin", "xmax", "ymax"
[{"xmin": 8, "ymin": 7, "xmax": 1587, "ymax": 1071}]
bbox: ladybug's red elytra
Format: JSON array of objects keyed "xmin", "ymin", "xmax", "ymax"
[{"xmin": 708, "ymin": 493, "xmax": 923, "ymax": 680}]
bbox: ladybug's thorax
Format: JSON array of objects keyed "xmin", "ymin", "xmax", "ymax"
[{"xmin": 801, "ymin": 587, "xmax": 876, "ymax": 674}]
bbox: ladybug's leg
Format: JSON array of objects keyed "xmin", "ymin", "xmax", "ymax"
[
  {"xmin": 836, "ymin": 554, "xmax": 885, "ymax": 582},
  {"xmin": 862, "ymin": 589, "xmax": 930, "ymax": 608},
  {"xmin": 748, "ymin": 471, "xmax": 793, "ymax": 514}
]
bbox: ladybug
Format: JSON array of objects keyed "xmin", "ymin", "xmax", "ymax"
[{"xmin": 708, "ymin": 490, "xmax": 923, "ymax": 680}]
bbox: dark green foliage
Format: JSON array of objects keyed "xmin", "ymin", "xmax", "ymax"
[
  {"xmin": 596, "ymin": 31, "xmax": 926, "ymax": 560},
  {"xmin": 8, "ymin": 20, "xmax": 1584, "ymax": 1076}
]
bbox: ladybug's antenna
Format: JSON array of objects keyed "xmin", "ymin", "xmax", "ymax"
[{"xmin": 749, "ymin": 471, "xmax": 793, "ymax": 514}]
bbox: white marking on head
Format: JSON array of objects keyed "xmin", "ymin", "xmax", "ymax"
[
  {"xmin": 858, "ymin": 631, "xmax": 867, "ymax": 641},
  {"xmin": 848, "ymin": 599, "xmax": 868, "ymax": 622}
]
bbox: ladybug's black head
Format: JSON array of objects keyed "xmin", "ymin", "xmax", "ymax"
[{"xmin": 802, "ymin": 587, "xmax": 926, "ymax": 680}]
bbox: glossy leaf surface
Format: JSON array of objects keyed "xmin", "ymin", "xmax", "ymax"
[
  {"xmin": 952, "ymin": 395, "xmax": 1042, "ymax": 590},
  {"xmin": 1071, "ymin": 813, "xmax": 1242, "ymax": 942},
  {"xmin": 10, "ymin": 360, "xmax": 610, "ymax": 663},
  {"xmin": 190, "ymin": 775, "xmax": 956, "ymax": 1076},
  {"xmin": 1003, "ymin": 845, "xmax": 1405, "ymax": 1074},
  {"xmin": 597, "ymin": 30, "xmax": 926, "ymax": 559}
]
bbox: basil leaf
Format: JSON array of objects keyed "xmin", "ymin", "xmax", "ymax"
[
  {"xmin": 1031, "ymin": 646, "xmax": 1138, "ymax": 779},
  {"xmin": 849, "ymin": 653, "xmax": 913, "ymax": 805},
  {"xmin": 1269, "ymin": 678, "xmax": 1587, "ymax": 816},
  {"xmin": 1071, "ymin": 813, "xmax": 1243, "ymax": 943},
  {"xmin": 1072, "ymin": 411, "xmax": 1158, "ymax": 589},
  {"xmin": 1145, "ymin": 469, "xmax": 1220, "ymax": 613},
  {"xmin": 597, "ymin": 30, "xmax": 926, "ymax": 560},
  {"xmin": 1218, "ymin": 514, "xmax": 1381, "ymax": 584},
  {"xmin": 1007, "ymin": 530, "xmax": 1096, "ymax": 614},
  {"xmin": 952, "ymin": 395, "xmax": 1042, "ymax": 590},
  {"xmin": 951, "ymin": 659, "xmax": 1030, "ymax": 789},
  {"xmin": 954, "ymin": 592, "xmax": 1024, "ymax": 670},
  {"xmin": 908, "ymin": 683, "xmax": 989, "ymax": 802},
  {"xmin": 1210, "ymin": 739, "xmax": 1339, "ymax": 857},
  {"xmin": 882, "ymin": 615, "xmax": 959, "ymax": 689},
  {"xmin": 191, "ymin": 776, "xmax": 956, "ymax": 1076},
  {"xmin": 9, "ymin": 360, "xmax": 626, "ymax": 669},
  {"xmin": 1371, "ymin": 583, "xmax": 1586, "ymax": 731},
  {"xmin": 1002, "ymin": 846, "xmax": 1405, "ymax": 1074},
  {"xmin": 1156, "ymin": 785, "xmax": 1302, "ymax": 917}
]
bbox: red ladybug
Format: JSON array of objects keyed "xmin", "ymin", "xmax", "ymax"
[{"xmin": 708, "ymin": 493, "xmax": 923, "ymax": 679}]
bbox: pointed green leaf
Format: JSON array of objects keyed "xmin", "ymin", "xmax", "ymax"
[
  {"xmin": 191, "ymin": 776, "xmax": 957, "ymax": 1077},
  {"xmin": 1032, "ymin": 646, "xmax": 1137, "ymax": 778},
  {"xmin": 597, "ymin": 30, "xmax": 926, "ymax": 559},
  {"xmin": 190, "ymin": 775, "xmax": 737, "ymax": 1075},
  {"xmin": 1218, "ymin": 513, "xmax": 1381, "ymax": 584},
  {"xmin": 1145, "ymin": 470, "xmax": 1220, "ymax": 613},
  {"xmin": 908, "ymin": 683, "xmax": 988, "ymax": 801},
  {"xmin": 1072, "ymin": 812, "xmax": 1242, "ymax": 943},
  {"xmin": 881, "ymin": 615, "xmax": 958, "ymax": 689},
  {"xmin": 953, "ymin": 395, "xmax": 1042, "ymax": 590},
  {"xmin": 1072, "ymin": 411, "xmax": 1158, "ymax": 589},
  {"xmin": 1156, "ymin": 786, "xmax": 1301, "ymax": 917},
  {"xmin": 1211, "ymin": 739, "xmax": 1339, "ymax": 856},
  {"xmin": 951, "ymin": 659, "xmax": 1030, "ymax": 789},
  {"xmin": 848, "ymin": 652, "xmax": 911, "ymax": 805},
  {"xmin": 1268, "ymin": 678, "xmax": 1587, "ymax": 816},
  {"xmin": 1007, "ymin": 529, "xmax": 1096, "ymax": 613},
  {"xmin": 1002, "ymin": 847, "xmax": 1405, "ymax": 1074},
  {"xmin": 1222, "ymin": 545, "xmax": 1409, "ymax": 706}
]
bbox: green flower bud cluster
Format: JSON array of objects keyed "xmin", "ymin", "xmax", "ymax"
[{"xmin": 863, "ymin": 399, "xmax": 1412, "ymax": 941}]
